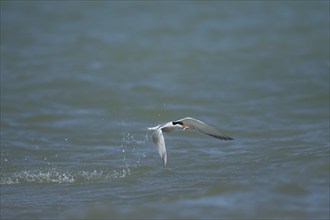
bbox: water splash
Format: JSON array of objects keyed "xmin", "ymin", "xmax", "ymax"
[
  {"xmin": 0, "ymin": 167, "xmax": 135, "ymax": 185},
  {"xmin": 0, "ymin": 131, "xmax": 151, "ymax": 185},
  {"xmin": 0, "ymin": 169, "xmax": 75, "ymax": 184},
  {"xmin": 120, "ymin": 130, "xmax": 149, "ymax": 168}
]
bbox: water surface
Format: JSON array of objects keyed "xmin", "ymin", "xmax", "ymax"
[{"xmin": 1, "ymin": 1, "xmax": 329, "ymax": 219}]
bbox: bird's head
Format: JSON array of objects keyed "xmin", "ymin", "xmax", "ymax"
[{"xmin": 172, "ymin": 121, "xmax": 189, "ymax": 130}]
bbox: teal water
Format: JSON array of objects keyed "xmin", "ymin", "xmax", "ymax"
[{"xmin": 1, "ymin": 1, "xmax": 329, "ymax": 219}]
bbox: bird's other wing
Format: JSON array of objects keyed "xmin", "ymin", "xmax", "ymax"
[
  {"xmin": 152, "ymin": 128, "xmax": 167, "ymax": 165},
  {"xmin": 180, "ymin": 117, "xmax": 234, "ymax": 141}
]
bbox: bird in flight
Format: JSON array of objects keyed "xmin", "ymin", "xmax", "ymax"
[{"xmin": 148, "ymin": 117, "xmax": 233, "ymax": 165}]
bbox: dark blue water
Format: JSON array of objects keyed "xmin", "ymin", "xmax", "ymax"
[{"xmin": 1, "ymin": 1, "xmax": 329, "ymax": 219}]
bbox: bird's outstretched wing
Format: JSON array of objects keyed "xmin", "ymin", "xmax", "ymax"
[
  {"xmin": 179, "ymin": 117, "xmax": 233, "ymax": 141},
  {"xmin": 152, "ymin": 129, "xmax": 167, "ymax": 165}
]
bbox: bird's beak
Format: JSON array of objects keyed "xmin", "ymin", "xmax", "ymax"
[{"xmin": 182, "ymin": 125, "xmax": 189, "ymax": 130}]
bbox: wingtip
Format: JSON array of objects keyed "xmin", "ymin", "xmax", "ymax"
[
  {"xmin": 227, "ymin": 137, "xmax": 234, "ymax": 141},
  {"xmin": 162, "ymin": 156, "xmax": 167, "ymax": 166},
  {"xmin": 221, "ymin": 136, "xmax": 234, "ymax": 141}
]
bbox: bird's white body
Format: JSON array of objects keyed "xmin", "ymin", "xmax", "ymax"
[{"xmin": 148, "ymin": 117, "xmax": 233, "ymax": 165}]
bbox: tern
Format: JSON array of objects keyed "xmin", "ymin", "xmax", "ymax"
[{"xmin": 148, "ymin": 117, "xmax": 233, "ymax": 165}]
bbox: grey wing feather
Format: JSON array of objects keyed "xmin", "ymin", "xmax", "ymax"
[
  {"xmin": 180, "ymin": 117, "xmax": 233, "ymax": 140},
  {"xmin": 152, "ymin": 129, "xmax": 167, "ymax": 165}
]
